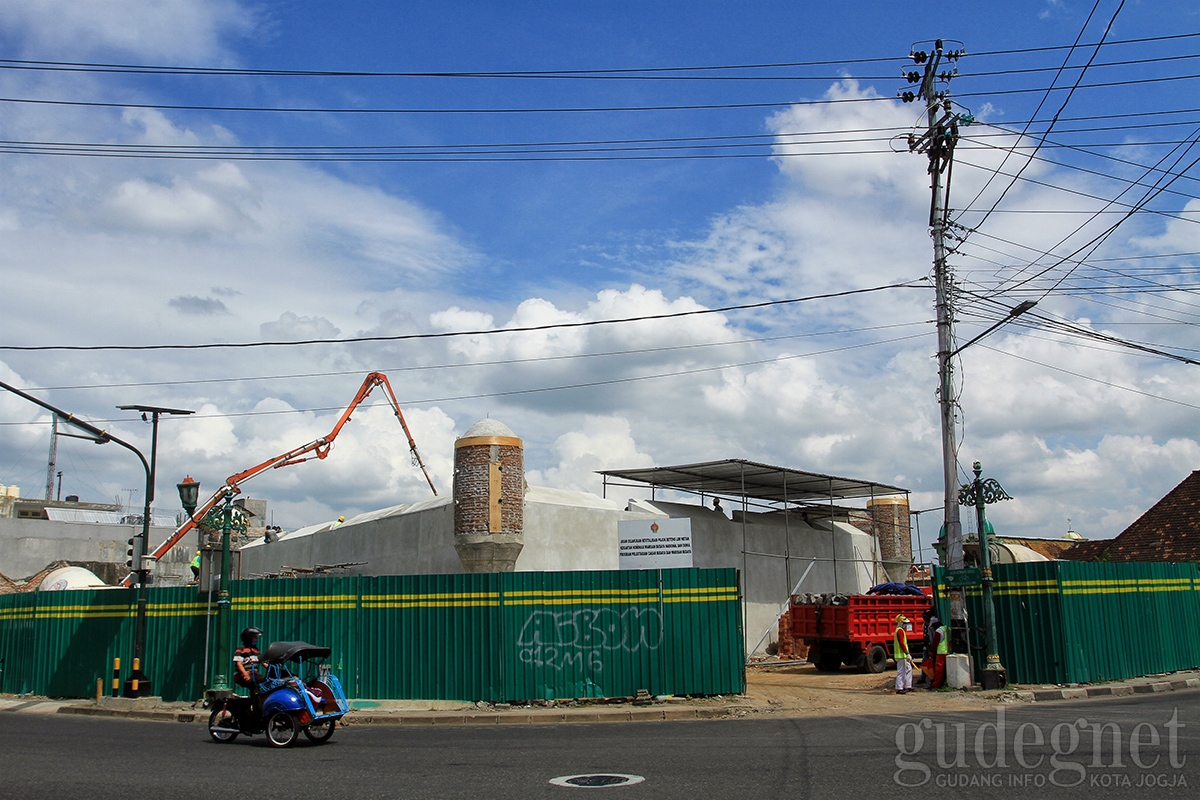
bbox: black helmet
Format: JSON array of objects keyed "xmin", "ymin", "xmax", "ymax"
[{"xmin": 240, "ymin": 626, "xmax": 263, "ymax": 647}]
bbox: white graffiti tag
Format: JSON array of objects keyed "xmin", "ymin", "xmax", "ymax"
[{"xmin": 516, "ymin": 607, "xmax": 662, "ymax": 673}]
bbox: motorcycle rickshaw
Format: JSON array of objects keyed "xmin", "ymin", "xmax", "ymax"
[{"xmin": 208, "ymin": 641, "xmax": 349, "ymax": 747}]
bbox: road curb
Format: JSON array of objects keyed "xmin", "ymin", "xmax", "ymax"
[
  {"xmin": 57, "ymin": 705, "xmax": 199, "ymax": 724},
  {"xmin": 1014, "ymin": 675, "xmax": 1199, "ymax": 704},
  {"xmin": 30, "ymin": 671, "xmax": 1200, "ymax": 725},
  {"xmin": 50, "ymin": 702, "xmax": 740, "ymax": 727}
]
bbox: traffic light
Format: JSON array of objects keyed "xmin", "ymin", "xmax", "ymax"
[{"xmin": 126, "ymin": 536, "xmax": 144, "ymax": 570}]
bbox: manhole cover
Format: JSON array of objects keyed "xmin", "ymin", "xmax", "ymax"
[{"xmin": 550, "ymin": 774, "xmax": 645, "ymax": 788}]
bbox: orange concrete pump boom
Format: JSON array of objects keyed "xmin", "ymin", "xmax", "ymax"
[{"xmin": 123, "ymin": 372, "xmax": 437, "ymax": 587}]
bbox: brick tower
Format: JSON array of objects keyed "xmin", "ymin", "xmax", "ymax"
[
  {"xmin": 866, "ymin": 496, "xmax": 912, "ymax": 581},
  {"xmin": 452, "ymin": 419, "xmax": 525, "ymax": 572}
]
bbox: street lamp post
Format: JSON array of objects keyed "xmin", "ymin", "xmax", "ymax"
[
  {"xmin": 212, "ymin": 489, "xmax": 235, "ymax": 695},
  {"xmin": 0, "ymin": 381, "xmax": 157, "ymax": 696},
  {"xmin": 958, "ymin": 460, "xmax": 1012, "ymax": 690},
  {"xmin": 117, "ymin": 404, "xmax": 194, "ymax": 697},
  {"xmin": 179, "ymin": 479, "xmax": 236, "ymax": 696}
]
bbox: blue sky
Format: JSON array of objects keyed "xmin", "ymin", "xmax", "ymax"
[{"xmin": 1, "ymin": 0, "xmax": 1199, "ymax": 556}]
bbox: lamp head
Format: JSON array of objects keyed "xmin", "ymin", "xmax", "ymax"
[{"xmin": 177, "ymin": 476, "xmax": 200, "ymax": 518}]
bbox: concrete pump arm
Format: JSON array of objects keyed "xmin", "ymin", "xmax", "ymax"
[{"xmin": 121, "ymin": 372, "xmax": 437, "ymax": 587}]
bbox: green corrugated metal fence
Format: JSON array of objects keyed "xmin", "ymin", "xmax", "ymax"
[
  {"xmin": 0, "ymin": 568, "xmax": 744, "ymax": 702},
  {"xmin": 934, "ymin": 560, "xmax": 1200, "ymax": 684}
]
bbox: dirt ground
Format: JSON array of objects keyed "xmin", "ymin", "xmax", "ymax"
[{"xmin": 740, "ymin": 661, "xmax": 1017, "ymax": 717}]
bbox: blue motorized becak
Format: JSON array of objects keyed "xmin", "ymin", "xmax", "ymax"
[{"xmin": 208, "ymin": 639, "xmax": 349, "ymax": 747}]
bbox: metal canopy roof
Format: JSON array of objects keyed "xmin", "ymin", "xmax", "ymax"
[{"xmin": 598, "ymin": 459, "xmax": 908, "ymax": 504}]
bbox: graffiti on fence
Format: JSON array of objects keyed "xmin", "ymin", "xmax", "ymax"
[{"xmin": 516, "ymin": 607, "xmax": 662, "ymax": 673}]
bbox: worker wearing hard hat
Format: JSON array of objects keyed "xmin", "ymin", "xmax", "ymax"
[
  {"xmin": 190, "ymin": 551, "xmax": 201, "ymax": 583},
  {"xmin": 331, "ymin": 516, "xmax": 345, "ymax": 530},
  {"xmin": 894, "ymin": 614, "xmax": 914, "ymax": 694}
]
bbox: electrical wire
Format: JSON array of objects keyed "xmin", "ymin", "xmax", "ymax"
[
  {"xmin": 963, "ymin": 128, "xmax": 1200, "ymax": 199},
  {"xmin": 22, "ymin": 321, "xmax": 930, "ymax": 393},
  {"xmin": 953, "ymin": 157, "xmax": 1200, "ymax": 226},
  {"xmin": 958, "ymin": 288, "xmax": 1200, "ymax": 365},
  {"xmin": 978, "ymin": 344, "xmax": 1200, "ymax": 411},
  {"xmin": 6, "ymin": 108, "xmax": 1200, "ymax": 164},
  {"xmin": 952, "ymin": 0, "xmax": 1123, "ymax": 240},
  {"xmin": 0, "ymin": 280, "xmax": 926, "ymax": 352},
  {"xmin": 3, "ymin": 31, "xmax": 1198, "ymax": 77},
  {"xmin": 6, "ymin": 69, "xmax": 1200, "ymax": 116},
  {"xmin": 998, "ymin": 132, "xmax": 1200, "ymax": 301},
  {"xmin": 0, "ymin": 330, "xmax": 932, "ymax": 426}
]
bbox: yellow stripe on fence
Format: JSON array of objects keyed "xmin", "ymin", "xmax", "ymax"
[{"xmin": 505, "ymin": 589, "xmax": 661, "ymax": 599}]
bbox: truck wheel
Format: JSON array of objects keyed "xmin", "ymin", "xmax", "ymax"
[
  {"xmin": 864, "ymin": 644, "xmax": 888, "ymax": 674},
  {"xmin": 815, "ymin": 652, "xmax": 842, "ymax": 672}
]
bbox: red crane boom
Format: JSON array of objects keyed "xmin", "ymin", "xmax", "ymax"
[{"xmin": 123, "ymin": 372, "xmax": 437, "ymax": 587}]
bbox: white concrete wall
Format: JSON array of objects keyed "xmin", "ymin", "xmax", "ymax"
[
  {"xmin": 515, "ymin": 486, "xmax": 664, "ymax": 571},
  {"xmin": 238, "ymin": 498, "xmax": 460, "ymax": 577},
  {"xmin": 0, "ymin": 518, "xmax": 177, "ymax": 579},
  {"xmin": 234, "ymin": 486, "xmax": 886, "ymax": 657},
  {"xmin": 636, "ymin": 501, "xmax": 882, "ymax": 654}
]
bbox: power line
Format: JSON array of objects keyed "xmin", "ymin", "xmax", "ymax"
[
  {"xmin": 3, "ymin": 31, "xmax": 1197, "ymax": 77},
  {"xmin": 0, "ymin": 280, "xmax": 926, "ymax": 352},
  {"xmin": 5, "ymin": 70, "xmax": 1200, "ymax": 116},
  {"xmin": 5, "ymin": 107, "xmax": 1200, "ymax": 159},
  {"xmin": 0, "ymin": 51, "xmax": 1195, "ymax": 84},
  {"xmin": 953, "ymin": 157, "xmax": 1200, "ymax": 226},
  {"xmin": 966, "ymin": 125, "xmax": 1200, "ymax": 193},
  {"xmin": 24, "ymin": 321, "xmax": 930, "ymax": 392},
  {"xmin": 0, "ymin": 331, "xmax": 931, "ymax": 426},
  {"xmin": 960, "ymin": 288, "xmax": 1200, "ymax": 365},
  {"xmin": 979, "ymin": 345, "xmax": 1200, "ymax": 411},
  {"xmin": 952, "ymin": 0, "xmax": 1122, "ymax": 240},
  {"xmin": 993, "ymin": 132, "xmax": 1200, "ymax": 301}
]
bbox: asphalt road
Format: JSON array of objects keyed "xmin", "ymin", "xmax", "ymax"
[{"xmin": 3, "ymin": 693, "xmax": 1197, "ymax": 799}]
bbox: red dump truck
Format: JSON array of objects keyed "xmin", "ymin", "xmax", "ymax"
[{"xmin": 790, "ymin": 593, "xmax": 932, "ymax": 673}]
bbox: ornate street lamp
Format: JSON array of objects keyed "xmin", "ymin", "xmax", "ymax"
[
  {"xmin": 177, "ymin": 476, "xmax": 200, "ymax": 519},
  {"xmin": 178, "ymin": 477, "xmax": 236, "ymax": 697},
  {"xmin": 958, "ymin": 460, "xmax": 1012, "ymax": 690}
]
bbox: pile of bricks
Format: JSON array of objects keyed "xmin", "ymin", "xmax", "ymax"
[{"xmin": 774, "ymin": 609, "xmax": 808, "ymax": 661}]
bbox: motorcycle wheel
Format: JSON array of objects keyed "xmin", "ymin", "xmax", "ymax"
[
  {"xmin": 303, "ymin": 718, "xmax": 336, "ymax": 743},
  {"xmin": 266, "ymin": 712, "xmax": 299, "ymax": 748},
  {"xmin": 208, "ymin": 707, "xmax": 239, "ymax": 743}
]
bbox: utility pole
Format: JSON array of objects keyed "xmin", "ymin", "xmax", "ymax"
[
  {"xmin": 116, "ymin": 404, "xmax": 195, "ymax": 697},
  {"xmin": 45, "ymin": 414, "xmax": 58, "ymax": 501},
  {"xmin": 902, "ymin": 39, "xmax": 968, "ymax": 648}
]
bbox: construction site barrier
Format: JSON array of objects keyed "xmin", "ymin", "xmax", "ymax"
[
  {"xmin": 0, "ymin": 568, "xmax": 744, "ymax": 702},
  {"xmin": 933, "ymin": 560, "xmax": 1200, "ymax": 684}
]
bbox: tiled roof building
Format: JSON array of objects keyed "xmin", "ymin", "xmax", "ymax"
[{"xmin": 1062, "ymin": 470, "xmax": 1200, "ymax": 563}]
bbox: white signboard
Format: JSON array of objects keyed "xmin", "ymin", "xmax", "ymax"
[{"xmin": 618, "ymin": 518, "xmax": 693, "ymax": 570}]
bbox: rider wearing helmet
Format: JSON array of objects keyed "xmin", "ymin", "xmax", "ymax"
[{"xmin": 234, "ymin": 627, "xmax": 264, "ymax": 689}]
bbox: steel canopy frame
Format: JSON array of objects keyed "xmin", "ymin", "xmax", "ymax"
[
  {"xmin": 600, "ymin": 459, "xmax": 911, "ymax": 662},
  {"xmin": 598, "ymin": 459, "xmax": 908, "ymax": 506}
]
